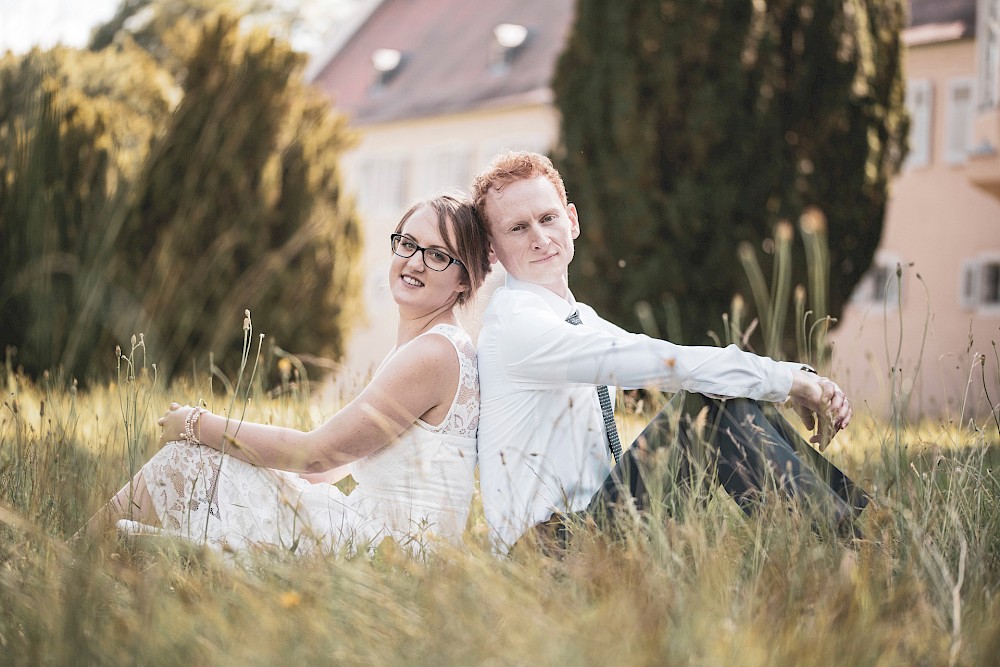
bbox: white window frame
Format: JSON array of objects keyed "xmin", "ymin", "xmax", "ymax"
[
  {"xmin": 412, "ymin": 145, "xmax": 472, "ymax": 199},
  {"xmin": 961, "ymin": 258, "xmax": 981, "ymax": 308},
  {"xmin": 961, "ymin": 253, "xmax": 1000, "ymax": 311},
  {"xmin": 945, "ymin": 77, "xmax": 977, "ymax": 164},
  {"xmin": 852, "ymin": 251, "xmax": 903, "ymax": 309},
  {"xmin": 357, "ymin": 154, "xmax": 409, "ymax": 215},
  {"xmin": 904, "ymin": 79, "xmax": 933, "ymax": 170},
  {"xmin": 978, "ymin": 0, "xmax": 1000, "ymax": 110}
]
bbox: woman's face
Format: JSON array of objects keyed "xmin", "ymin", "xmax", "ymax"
[{"xmin": 389, "ymin": 206, "xmax": 468, "ymax": 314}]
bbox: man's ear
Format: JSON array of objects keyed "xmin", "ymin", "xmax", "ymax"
[
  {"xmin": 487, "ymin": 242, "xmax": 500, "ymax": 265},
  {"xmin": 567, "ymin": 203, "xmax": 581, "ymax": 239}
]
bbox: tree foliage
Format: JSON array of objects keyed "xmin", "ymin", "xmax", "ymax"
[
  {"xmin": 553, "ymin": 0, "xmax": 908, "ymax": 353},
  {"xmin": 0, "ymin": 9, "xmax": 362, "ymax": 382}
]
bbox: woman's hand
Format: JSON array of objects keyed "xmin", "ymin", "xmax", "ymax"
[
  {"xmin": 787, "ymin": 370, "xmax": 853, "ymax": 451},
  {"xmin": 157, "ymin": 402, "xmax": 192, "ymax": 448}
]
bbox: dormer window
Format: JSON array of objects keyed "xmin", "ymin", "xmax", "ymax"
[
  {"xmin": 491, "ymin": 23, "xmax": 529, "ymax": 72},
  {"xmin": 372, "ymin": 48, "xmax": 404, "ymax": 88}
]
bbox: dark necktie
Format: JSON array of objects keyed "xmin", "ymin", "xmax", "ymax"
[{"xmin": 566, "ymin": 310, "xmax": 622, "ymax": 464}]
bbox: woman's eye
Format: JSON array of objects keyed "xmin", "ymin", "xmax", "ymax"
[
  {"xmin": 428, "ymin": 250, "xmax": 447, "ymax": 262},
  {"xmin": 401, "ymin": 240, "xmax": 417, "ymax": 251}
]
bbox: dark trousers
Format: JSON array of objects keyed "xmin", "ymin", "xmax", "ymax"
[{"xmin": 527, "ymin": 393, "xmax": 869, "ymax": 551}]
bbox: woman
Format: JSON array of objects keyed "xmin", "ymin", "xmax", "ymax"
[{"xmin": 90, "ymin": 194, "xmax": 491, "ymax": 557}]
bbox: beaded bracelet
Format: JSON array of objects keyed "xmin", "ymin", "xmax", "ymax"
[{"xmin": 184, "ymin": 407, "xmax": 208, "ymax": 446}]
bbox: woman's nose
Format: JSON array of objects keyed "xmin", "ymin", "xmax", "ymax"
[{"xmin": 406, "ymin": 250, "xmax": 426, "ymax": 271}]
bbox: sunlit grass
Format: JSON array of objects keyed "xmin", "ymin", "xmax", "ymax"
[{"xmin": 2, "ymin": 355, "xmax": 998, "ymax": 666}]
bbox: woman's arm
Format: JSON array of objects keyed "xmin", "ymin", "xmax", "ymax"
[{"xmin": 157, "ymin": 334, "xmax": 460, "ymax": 473}]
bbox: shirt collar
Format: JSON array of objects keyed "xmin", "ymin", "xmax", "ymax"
[{"xmin": 505, "ymin": 274, "xmax": 578, "ymax": 319}]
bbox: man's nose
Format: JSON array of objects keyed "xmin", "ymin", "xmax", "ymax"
[{"xmin": 529, "ymin": 226, "xmax": 547, "ymax": 249}]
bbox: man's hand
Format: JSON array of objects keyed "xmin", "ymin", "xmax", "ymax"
[{"xmin": 787, "ymin": 369, "xmax": 852, "ymax": 451}]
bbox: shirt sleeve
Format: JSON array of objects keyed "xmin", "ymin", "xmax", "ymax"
[{"xmin": 497, "ymin": 297, "xmax": 794, "ymax": 402}]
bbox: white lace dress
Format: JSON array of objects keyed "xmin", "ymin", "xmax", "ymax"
[{"xmin": 131, "ymin": 324, "xmax": 479, "ymax": 557}]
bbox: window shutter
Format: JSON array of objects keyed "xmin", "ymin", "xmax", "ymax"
[
  {"xmin": 904, "ymin": 79, "xmax": 933, "ymax": 169},
  {"xmin": 960, "ymin": 259, "xmax": 980, "ymax": 308},
  {"xmin": 945, "ymin": 78, "xmax": 976, "ymax": 164}
]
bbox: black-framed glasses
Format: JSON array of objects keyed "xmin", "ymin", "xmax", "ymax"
[{"xmin": 390, "ymin": 233, "xmax": 464, "ymax": 272}]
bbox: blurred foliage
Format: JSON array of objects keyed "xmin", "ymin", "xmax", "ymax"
[
  {"xmin": 554, "ymin": 0, "xmax": 909, "ymax": 354},
  {"xmin": 0, "ymin": 6, "xmax": 362, "ymax": 383}
]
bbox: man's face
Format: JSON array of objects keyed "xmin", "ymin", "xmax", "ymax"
[{"xmin": 483, "ymin": 176, "xmax": 580, "ymax": 297}]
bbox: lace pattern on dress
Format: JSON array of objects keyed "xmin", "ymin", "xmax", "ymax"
[{"xmin": 136, "ymin": 322, "xmax": 480, "ymax": 560}]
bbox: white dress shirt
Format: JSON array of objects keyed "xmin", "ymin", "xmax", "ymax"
[{"xmin": 476, "ymin": 275, "xmax": 803, "ymax": 552}]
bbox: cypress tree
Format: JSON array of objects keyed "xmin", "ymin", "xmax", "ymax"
[
  {"xmin": 0, "ymin": 11, "xmax": 362, "ymax": 382},
  {"xmin": 0, "ymin": 45, "xmax": 172, "ymax": 377},
  {"xmin": 114, "ymin": 11, "xmax": 363, "ymax": 381},
  {"xmin": 553, "ymin": 0, "xmax": 908, "ymax": 355}
]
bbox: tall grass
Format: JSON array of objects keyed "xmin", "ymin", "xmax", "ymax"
[
  {"xmin": 1, "ymin": 339, "xmax": 999, "ymax": 665},
  {"xmin": 3, "ymin": 222, "xmax": 1000, "ymax": 666}
]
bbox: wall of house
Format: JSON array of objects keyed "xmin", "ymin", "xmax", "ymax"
[
  {"xmin": 335, "ymin": 102, "xmax": 559, "ymax": 384},
  {"xmin": 327, "ymin": 34, "xmax": 999, "ymax": 424},
  {"xmin": 828, "ymin": 38, "xmax": 1000, "ymax": 422}
]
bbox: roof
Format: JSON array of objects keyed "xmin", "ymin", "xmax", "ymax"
[
  {"xmin": 309, "ymin": 0, "xmax": 575, "ymax": 125},
  {"xmin": 905, "ymin": 0, "xmax": 976, "ymax": 45}
]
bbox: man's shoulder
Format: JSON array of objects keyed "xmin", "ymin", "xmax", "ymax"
[{"xmin": 483, "ymin": 285, "xmax": 552, "ymax": 319}]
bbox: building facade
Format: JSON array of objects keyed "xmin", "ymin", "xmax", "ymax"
[
  {"xmin": 312, "ymin": 0, "xmax": 1000, "ymax": 419},
  {"xmin": 827, "ymin": 0, "xmax": 1000, "ymax": 420},
  {"xmin": 310, "ymin": 0, "xmax": 573, "ymax": 380}
]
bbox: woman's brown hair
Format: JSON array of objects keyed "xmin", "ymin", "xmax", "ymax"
[{"xmin": 393, "ymin": 194, "xmax": 491, "ymax": 306}]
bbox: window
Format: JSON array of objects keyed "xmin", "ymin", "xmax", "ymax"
[
  {"xmin": 357, "ymin": 155, "xmax": 408, "ymax": 214},
  {"xmin": 961, "ymin": 259, "xmax": 980, "ymax": 307},
  {"xmin": 490, "ymin": 23, "xmax": 530, "ymax": 73},
  {"xmin": 371, "ymin": 48, "xmax": 404, "ymax": 89},
  {"xmin": 945, "ymin": 78, "xmax": 976, "ymax": 164},
  {"xmin": 904, "ymin": 79, "xmax": 933, "ymax": 169},
  {"xmin": 853, "ymin": 253, "xmax": 902, "ymax": 307},
  {"xmin": 960, "ymin": 256, "xmax": 1000, "ymax": 308},
  {"xmin": 983, "ymin": 262, "xmax": 1000, "ymax": 304},
  {"xmin": 868, "ymin": 264, "xmax": 901, "ymax": 306},
  {"xmin": 978, "ymin": 0, "xmax": 1000, "ymax": 110},
  {"xmin": 412, "ymin": 147, "xmax": 471, "ymax": 198}
]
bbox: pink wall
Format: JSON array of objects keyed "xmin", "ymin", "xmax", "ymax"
[{"xmin": 828, "ymin": 38, "xmax": 1000, "ymax": 422}]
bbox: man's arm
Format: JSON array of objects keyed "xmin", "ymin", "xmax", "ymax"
[
  {"xmin": 495, "ymin": 299, "xmax": 851, "ymax": 445},
  {"xmin": 498, "ymin": 303, "xmax": 793, "ymax": 401}
]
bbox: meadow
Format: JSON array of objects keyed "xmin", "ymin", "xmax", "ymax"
[{"xmin": 1, "ymin": 332, "xmax": 998, "ymax": 667}]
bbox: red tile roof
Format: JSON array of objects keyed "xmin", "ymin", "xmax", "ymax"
[
  {"xmin": 311, "ymin": 0, "xmax": 575, "ymax": 125},
  {"xmin": 909, "ymin": 0, "xmax": 976, "ymax": 37},
  {"xmin": 312, "ymin": 0, "xmax": 977, "ymax": 125}
]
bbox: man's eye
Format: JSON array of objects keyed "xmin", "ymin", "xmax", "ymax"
[{"xmin": 510, "ymin": 225, "xmax": 525, "ymax": 233}]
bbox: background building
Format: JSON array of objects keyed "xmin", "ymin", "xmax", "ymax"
[
  {"xmin": 309, "ymin": 0, "xmax": 573, "ymax": 383},
  {"xmin": 827, "ymin": 0, "xmax": 1000, "ymax": 420},
  {"xmin": 312, "ymin": 0, "xmax": 1000, "ymax": 419}
]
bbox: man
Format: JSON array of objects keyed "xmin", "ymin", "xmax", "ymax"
[{"xmin": 471, "ymin": 151, "xmax": 866, "ymax": 553}]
